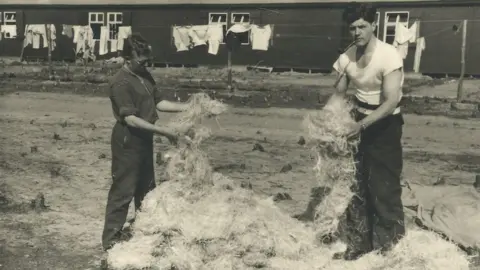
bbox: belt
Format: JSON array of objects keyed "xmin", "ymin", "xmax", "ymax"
[{"xmin": 355, "ymin": 97, "xmax": 403, "ymax": 115}]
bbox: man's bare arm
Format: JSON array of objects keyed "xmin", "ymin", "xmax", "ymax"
[
  {"xmin": 328, "ymin": 71, "xmax": 350, "ymax": 102},
  {"xmin": 156, "ymin": 100, "xmax": 189, "ymax": 112},
  {"xmin": 358, "ymin": 68, "xmax": 403, "ymax": 127}
]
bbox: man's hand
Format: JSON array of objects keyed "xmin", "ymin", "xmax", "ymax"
[{"xmin": 344, "ymin": 122, "xmax": 362, "ymax": 139}]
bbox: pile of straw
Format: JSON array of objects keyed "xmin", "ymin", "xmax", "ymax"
[
  {"xmin": 324, "ymin": 229, "xmax": 471, "ymax": 270},
  {"xmin": 106, "ymin": 94, "xmax": 471, "ymax": 270},
  {"xmin": 302, "ymin": 96, "xmax": 359, "ymax": 238}
]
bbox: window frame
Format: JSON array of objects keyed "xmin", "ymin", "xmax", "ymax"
[
  {"xmin": 374, "ymin": 11, "xmax": 380, "ymax": 38},
  {"xmin": 383, "ymin": 11, "xmax": 410, "ymax": 44},
  {"xmin": 106, "ymin": 12, "xmax": 123, "ymax": 40},
  {"xmin": 88, "ymin": 12, "xmax": 105, "ymax": 41},
  {"xmin": 3, "ymin": 11, "xmax": 16, "ymax": 25},
  {"xmin": 208, "ymin": 12, "xmax": 228, "ymax": 44},
  {"xmin": 231, "ymin": 12, "xmax": 251, "ymax": 45},
  {"xmin": 2, "ymin": 11, "xmax": 17, "ymax": 39}
]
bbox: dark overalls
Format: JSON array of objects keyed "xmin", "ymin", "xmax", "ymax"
[
  {"xmin": 343, "ymin": 98, "xmax": 406, "ymax": 253},
  {"xmin": 102, "ymin": 67, "xmax": 164, "ymax": 251}
]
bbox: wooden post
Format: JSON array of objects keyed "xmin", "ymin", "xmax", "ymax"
[
  {"xmin": 227, "ymin": 50, "xmax": 232, "ymax": 92},
  {"xmin": 457, "ymin": 19, "xmax": 467, "ymax": 103},
  {"xmin": 19, "ymin": 38, "xmax": 26, "ymax": 62},
  {"xmin": 45, "ymin": 24, "xmax": 53, "ymax": 79}
]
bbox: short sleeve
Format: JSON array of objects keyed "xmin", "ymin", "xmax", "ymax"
[
  {"xmin": 110, "ymin": 81, "xmax": 138, "ymax": 118},
  {"xmin": 382, "ymin": 47, "xmax": 403, "ymax": 76},
  {"xmin": 332, "ymin": 54, "xmax": 345, "ymax": 74}
]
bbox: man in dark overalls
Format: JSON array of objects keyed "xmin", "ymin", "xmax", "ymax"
[
  {"xmin": 296, "ymin": 3, "xmax": 405, "ymax": 261},
  {"xmin": 101, "ymin": 33, "xmax": 190, "ymax": 255}
]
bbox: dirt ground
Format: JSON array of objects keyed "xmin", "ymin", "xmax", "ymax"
[{"xmin": 1, "ymin": 66, "xmax": 480, "ymax": 269}]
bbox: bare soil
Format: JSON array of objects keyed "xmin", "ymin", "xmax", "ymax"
[{"xmin": 1, "ymin": 66, "xmax": 480, "ymax": 269}]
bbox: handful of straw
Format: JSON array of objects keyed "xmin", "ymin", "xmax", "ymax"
[
  {"xmin": 302, "ymin": 96, "xmax": 360, "ymax": 238},
  {"xmin": 164, "ymin": 93, "xmax": 228, "ymax": 193},
  {"xmin": 169, "ymin": 92, "xmax": 228, "ymax": 134},
  {"xmin": 303, "ymin": 96, "xmax": 358, "ymax": 155}
]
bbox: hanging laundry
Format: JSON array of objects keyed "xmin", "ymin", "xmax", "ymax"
[
  {"xmin": 62, "ymin": 24, "xmax": 73, "ymax": 38},
  {"xmin": 117, "ymin": 26, "xmax": 132, "ymax": 51},
  {"xmin": 393, "ymin": 19, "xmax": 417, "ymax": 59},
  {"xmin": 23, "ymin": 24, "xmax": 46, "ymax": 49},
  {"xmin": 227, "ymin": 24, "xmax": 252, "ymax": 34},
  {"xmin": 72, "ymin": 26, "xmax": 94, "ymax": 55},
  {"xmin": 225, "ymin": 24, "xmax": 251, "ymax": 51},
  {"xmin": 84, "ymin": 26, "xmax": 96, "ymax": 61},
  {"xmin": 99, "ymin": 26, "xmax": 109, "ymax": 55},
  {"xmin": 188, "ymin": 25, "xmax": 209, "ymax": 47},
  {"xmin": 110, "ymin": 40, "xmax": 118, "ymax": 53},
  {"xmin": 172, "ymin": 26, "xmax": 191, "ymax": 52},
  {"xmin": 75, "ymin": 26, "xmax": 86, "ymax": 54},
  {"xmin": 408, "ymin": 21, "xmax": 418, "ymax": 43},
  {"xmin": 2, "ymin": 25, "xmax": 17, "ymax": 39},
  {"xmin": 47, "ymin": 24, "xmax": 57, "ymax": 51},
  {"xmin": 72, "ymin": 25, "xmax": 81, "ymax": 44},
  {"xmin": 86, "ymin": 27, "xmax": 95, "ymax": 50},
  {"xmin": 413, "ymin": 37, "xmax": 426, "ymax": 73},
  {"xmin": 206, "ymin": 24, "xmax": 224, "ymax": 55},
  {"xmin": 393, "ymin": 23, "xmax": 409, "ymax": 59},
  {"xmin": 23, "ymin": 25, "xmax": 34, "ymax": 48},
  {"xmin": 250, "ymin": 24, "xmax": 272, "ymax": 51}
]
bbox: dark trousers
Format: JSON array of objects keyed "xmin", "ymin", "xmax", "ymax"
[
  {"xmin": 102, "ymin": 122, "xmax": 156, "ymax": 250},
  {"xmin": 343, "ymin": 112, "xmax": 405, "ymax": 252}
]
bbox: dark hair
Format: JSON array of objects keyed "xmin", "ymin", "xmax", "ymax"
[
  {"xmin": 342, "ymin": 2, "xmax": 377, "ymax": 25},
  {"xmin": 122, "ymin": 33, "xmax": 152, "ymax": 59}
]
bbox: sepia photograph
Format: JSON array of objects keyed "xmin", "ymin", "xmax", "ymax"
[{"xmin": 0, "ymin": 0, "xmax": 479, "ymax": 269}]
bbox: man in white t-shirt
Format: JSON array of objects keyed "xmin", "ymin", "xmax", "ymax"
[{"xmin": 329, "ymin": 3, "xmax": 406, "ymax": 261}]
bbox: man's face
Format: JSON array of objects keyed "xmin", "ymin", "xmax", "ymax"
[{"xmin": 349, "ymin": 18, "xmax": 376, "ymax": 47}]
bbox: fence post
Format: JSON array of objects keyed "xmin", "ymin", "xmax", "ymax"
[
  {"xmin": 227, "ymin": 50, "xmax": 232, "ymax": 92},
  {"xmin": 457, "ymin": 19, "xmax": 467, "ymax": 102},
  {"xmin": 45, "ymin": 24, "xmax": 53, "ymax": 80}
]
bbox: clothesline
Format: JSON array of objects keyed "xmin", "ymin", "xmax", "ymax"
[
  {"xmin": 134, "ymin": 19, "xmax": 474, "ymax": 29},
  {"xmin": 268, "ymin": 27, "xmax": 462, "ymax": 40}
]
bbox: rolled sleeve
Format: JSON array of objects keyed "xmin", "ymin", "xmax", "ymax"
[
  {"xmin": 383, "ymin": 48, "xmax": 403, "ymax": 76},
  {"xmin": 110, "ymin": 81, "xmax": 138, "ymax": 118},
  {"xmin": 332, "ymin": 53, "xmax": 347, "ymax": 74}
]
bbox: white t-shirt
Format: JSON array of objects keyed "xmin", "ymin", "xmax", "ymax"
[
  {"xmin": 250, "ymin": 25, "xmax": 272, "ymax": 51},
  {"xmin": 333, "ymin": 39, "xmax": 404, "ymax": 114}
]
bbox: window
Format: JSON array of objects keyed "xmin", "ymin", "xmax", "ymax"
[
  {"xmin": 3, "ymin": 11, "xmax": 16, "ymax": 25},
  {"xmin": 374, "ymin": 12, "xmax": 380, "ymax": 38},
  {"xmin": 89, "ymin": 12, "xmax": 105, "ymax": 40},
  {"xmin": 208, "ymin": 13, "xmax": 227, "ymax": 44},
  {"xmin": 1, "ymin": 11, "xmax": 17, "ymax": 39},
  {"xmin": 107, "ymin": 12, "xmax": 122, "ymax": 40},
  {"xmin": 231, "ymin": 12, "xmax": 250, "ymax": 45},
  {"xmin": 383, "ymin": 11, "xmax": 409, "ymax": 44}
]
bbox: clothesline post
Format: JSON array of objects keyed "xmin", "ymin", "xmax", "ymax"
[
  {"xmin": 227, "ymin": 51, "xmax": 233, "ymax": 92},
  {"xmin": 457, "ymin": 19, "xmax": 467, "ymax": 102},
  {"xmin": 44, "ymin": 24, "xmax": 53, "ymax": 80}
]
